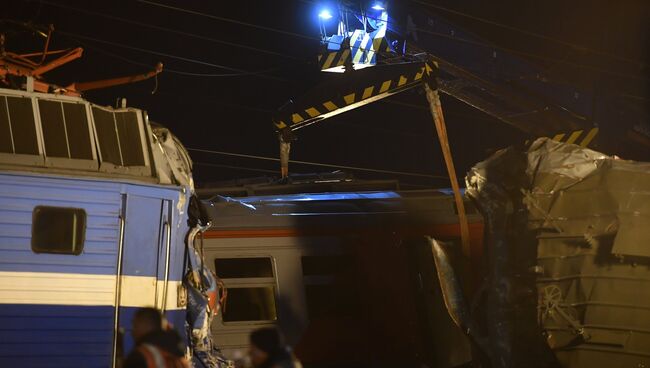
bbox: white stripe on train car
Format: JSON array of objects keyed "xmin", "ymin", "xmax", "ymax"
[{"xmin": 0, "ymin": 271, "xmax": 183, "ymax": 310}]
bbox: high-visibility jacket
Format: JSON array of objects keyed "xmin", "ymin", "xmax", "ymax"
[{"xmin": 137, "ymin": 344, "xmax": 191, "ymax": 368}]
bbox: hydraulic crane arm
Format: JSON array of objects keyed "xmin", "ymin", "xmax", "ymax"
[
  {"xmin": 274, "ymin": 56, "xmax": 440, "ymax": 178},
  {"xmin": 273, "ymin": 57, "xmax": 437, "ymax": 135},
  {"xmin": 274, "ymin": 57, "xmax": 437, "ymax": 178},
  {"xmin": 273, "ymin": 56, "xmax": 473, "ymax": 257}
]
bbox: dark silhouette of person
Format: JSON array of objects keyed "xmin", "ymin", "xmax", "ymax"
[
  {"xmin": 248, "ymin": 327, "xmax": 302, "ymax": 368},
  {"xmin": 123, "ymin": 307, "xmax": 190, "ymax": 368}
]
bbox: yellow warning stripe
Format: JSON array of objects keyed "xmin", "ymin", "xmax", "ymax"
[
  {"xmin": 291, "ymin": 113, "xmax": 303, "ymax": 124},
  {"xmin": 564, "ymin": 130, "xmax": 583, "ymax": 144},
  {"xmin": 551, "ymin": 127, "xmax": 598, "ymax": 147},
  {"xmin": 337, "ymin": 49, "xmax": 350, "ymax": 67},
  {"xmin": 323, "ymin": 101, "xmax": 338, "ymax": 111},
  {"xmin": 414, "ymin": 67, "xmax": 424, "ymax": 81},
  {"xmin": 321, "ymin": 52, "xmax": 337, "ymax": 70},
  {"xmin": 362, "ymin": 86, "xmax": 374, "ymax": 100},
  {"xmin": 579, "ymin": 127, "xmax": 599, "ymax": 147},
  {"xmin": 343, "ymin": 93, "xmax": 355, "ymax": 105},
  {"xmin": 398, "ymin": 75, "xmax": 408, "ymax": 87},
  {"xmin": 379, "ymin": 80, "xmax": 392, "ymax": 93},
  {"xmin": 305, "ymin": 107, "xmax": 320, "ymax": 118}
]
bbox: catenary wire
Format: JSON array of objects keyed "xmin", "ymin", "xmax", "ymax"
[
  {"xmin": 409, "ymin": 0, "xmax": 649, "ymax": 67},
  {"xmin": 135, "ymin": 0, "xmax": 319, "ymax": 41},
  {"xmin": 57, "ymin": 31, "xmax": 287, "ymax": 80},
  {"xmin": 194, "ymin": 162, "xmax": 434, "ymax": 188},
  {"xmin": 188, "ymin": 148, "xmax": 449, "ymax": 179},
  {"xmin": 296, "ymin": 0, "xmax": 649, "ymax": 82},
  {"xmin": 82, "ymin": 0, "xmax": 649, "ymax": 82},
  {"xmin": 34, "ymin": 0, "xmax": 303, "ymax": 61},
  {"xmin": 193, "ymin": 162, "xmax": 278, "ymax": 174}
]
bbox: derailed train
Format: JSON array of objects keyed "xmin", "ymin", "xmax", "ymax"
[
  {"xmin": 198, "ymin": 139, "xmax": 650, "ymax": 368},
  {"xmin": 0, "ymin": 86, "xmax": 648, "ymax": 368}
]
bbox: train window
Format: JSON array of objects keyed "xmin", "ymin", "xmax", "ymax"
[
  {"xmin": 0, "ymin": 97, "xmax": 13, "ymax": 153},
  {"xmin": 92, "ymin": 107, "xmax": 148, "ymax": 170},
  {"xmin": 215, "ymin": 257, "xmax": 274, "ymax": 278},
  {"xmin": 114, "ymin": 112, "xmax": 145, "ymax": 166},
  {"xmin": 62, "ymin": 103, "xmax": 93, "ymax": 160},
  {"xmin": 39, "ymin": 100, "xmax": 69, "ymax": 158},
  {"xmin": 92, "ymin": 107, "xmax": 122, "ymax": 166},
  {"xmin": 6, "ymin": 96, "xmax": 38, "ymax": 155},
  {"xmin": 301, "ymin": 255, "xmax": 353, "ymax": 276},
  {"xmin": 221, "ymin": 287, "xmax": 277, "ymax": 322},
  {"xmin": 31, "ymin": 206, "xmax": 86, "ymax": 255}
]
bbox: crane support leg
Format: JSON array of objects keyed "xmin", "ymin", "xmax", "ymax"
[
  {"xmin": 424, "ymin": 84, "xmax": 472, "ymax": 258},
  {"xmin": 280, "ymin": 137, "xmax": 291, "ymax": 179}
]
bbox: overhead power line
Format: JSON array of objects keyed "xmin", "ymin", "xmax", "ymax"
[
  {"xmin": 194, "ymin": 161, "xmax": 434, "ymax": 188},
  {"xmin": 58, "ymin": 31, "xmax": 286, "ymax": 81},
  {"xmin": 134, "ymin": 0, "xmax": 387, "ymax": 58},
  {"xmin": 187, "ymin": 148, "xmax": 449, "ymax": 179},
  {"xmin": 137, "ymin": 0, "xmax": 648, "ymax": 82},
  {"xmin": 410, "ymin": 0, "xmax": 649, "ymax": 68},
  {"xmin": 35, "ymin": 0, "xmax": 302, "ymax": 61},
  {"xmin": 194, "ymin": 161, "xmax": 278, "ymax": 174},
  {"xmin": 136, "ymin": 0, "xmax": 319, "ymax": 41},
  {"xmin": 65, "ymin": 34, "xmax": 279, "ymax": 78}
]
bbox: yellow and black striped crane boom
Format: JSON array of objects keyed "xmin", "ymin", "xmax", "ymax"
[
  {"xmin": 273, "ymin": 57, "xmax": 438, "ymax": 136},
  {"xmin": 273, "ymin": 56, "xmax": 474, "ymax": 256}
]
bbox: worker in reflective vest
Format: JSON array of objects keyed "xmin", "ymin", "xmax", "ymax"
[{"xmin": 124, "ymin": 308, "xmax": 191, "ymax": 368}]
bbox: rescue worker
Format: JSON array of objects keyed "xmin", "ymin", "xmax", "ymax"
[
  {"xmin": 124, "ymin": 307, "xmax": 190, "ymax": 368},
  {"xmin": 248, "ymin": 327, "xmax": 302, "ymax": 368}
]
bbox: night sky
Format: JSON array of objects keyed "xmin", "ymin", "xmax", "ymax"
[{"xmin": 4, "ymin": 0, "xmax": 649, "ymax": 188}]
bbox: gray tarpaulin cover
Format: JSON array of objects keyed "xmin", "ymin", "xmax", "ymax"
[{"xmin": 466, "ymin": 138, "xmax": 650, "ymax": 368}]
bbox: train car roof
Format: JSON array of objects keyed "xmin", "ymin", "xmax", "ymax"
[{"xmin": 203, "ymin": 189, "xmax": 481, "ymax": 231}]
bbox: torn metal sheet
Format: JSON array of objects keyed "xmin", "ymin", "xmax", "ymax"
[{"xmin": 466, "ymin": 138, "xmax": 650, "ymax": 368}]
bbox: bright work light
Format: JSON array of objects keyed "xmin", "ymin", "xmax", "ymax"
[
  {"xmin": 371, "ymin": 3, "xmax": 385, "ymax": 10},
  {"xmin": 318, "ymin": 9, "xmax": 333, "ymax": 20}
]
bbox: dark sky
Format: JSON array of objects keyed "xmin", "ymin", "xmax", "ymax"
[{"xmin": 4, "ymin": 0, "xmax": 649, "ymax": 188}]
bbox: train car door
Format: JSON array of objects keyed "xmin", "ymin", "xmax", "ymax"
[{"xmin": 116, "ymin": 194, "xmax": 172, "ymax": 353}]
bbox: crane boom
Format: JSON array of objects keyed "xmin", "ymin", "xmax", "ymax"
[
  {"xmin": 274, "ymin": 57, "xmax": 437, "ymax": 135},
  {"xmin": 273, "ymin": 54, "xmax": 473, "ymax": 257}
]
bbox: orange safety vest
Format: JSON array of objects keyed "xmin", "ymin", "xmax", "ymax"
[{"xmin": 137, "ymin": 344, "xmax": 191, "ymax": 368}]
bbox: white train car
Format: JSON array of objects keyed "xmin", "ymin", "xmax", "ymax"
[{"xmin": 200, "ymin": 186, "xmax": 485, "ymax": 368}]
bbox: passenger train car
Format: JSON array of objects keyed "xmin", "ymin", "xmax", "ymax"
[
  {"xmin": 200, "ymin": 185, "xmax": 485, "ymax": 368},
  {"xmin": 0, "ymin": 86, "xmax": 194, "ymax": 367}
]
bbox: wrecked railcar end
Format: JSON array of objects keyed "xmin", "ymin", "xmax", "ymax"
[{"xmin": 466, "ymin": 138, "xmax": 650, "ymax": 367}]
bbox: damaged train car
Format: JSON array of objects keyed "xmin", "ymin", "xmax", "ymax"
[
  {"xmin": 0, "ymin": 75, "xmax": 224, "ymax": 368},
  {"xmin": 462, "ymin": 138, "xmax": 650, "ymax": 368},
  {"xmin": 199, "ymin": 186, "xmax": 484, "ymax": 368},
  {"xmin": 0, "ymin": 25, "xmax": 229, "ymax": 367},
  {"xmin": 199, "ymin": 138, "xmax": 649, "ymax": 368}
]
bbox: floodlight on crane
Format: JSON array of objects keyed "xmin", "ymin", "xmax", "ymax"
[{"xmin": 318, "ymin": 9, "xmax": 333, "ymax": 20}]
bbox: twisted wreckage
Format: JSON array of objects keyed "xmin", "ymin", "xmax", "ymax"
[
  {"xmin": 436, "ymin": 138, "xmax": 650, "ymax": 367},
  {"xmin": 194, "ymin": 138, "xmax": 649, "ymax": 368}
]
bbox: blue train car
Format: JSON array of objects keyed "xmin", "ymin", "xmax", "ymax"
[{"xmin": 0, "ymin": 87, "xmax": 195, "ymax": 367}]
